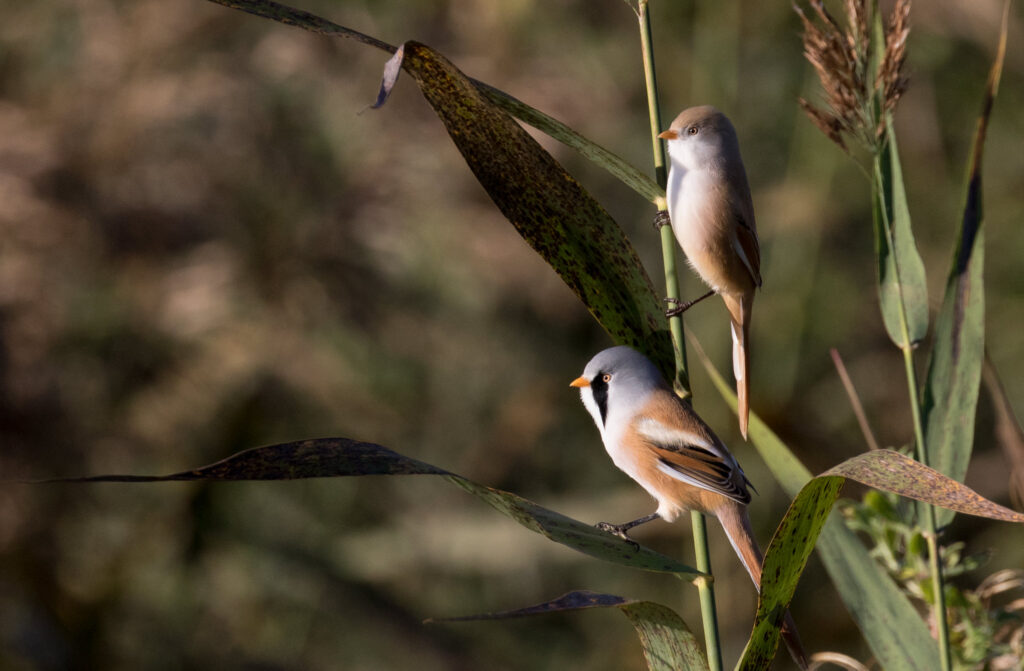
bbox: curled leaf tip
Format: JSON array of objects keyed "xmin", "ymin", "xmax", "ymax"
[{"xmin": 365, "ymin": 42, "xmax": 406, "ymax": 113}]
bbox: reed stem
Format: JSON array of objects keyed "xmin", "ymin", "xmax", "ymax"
[
  {"xmin": 636, "ymin": 2, "xmax": 721, "ymax": 668},
  {"xmin": 872, "ymin": 156, "xmax": 951, "ymax": 671}
]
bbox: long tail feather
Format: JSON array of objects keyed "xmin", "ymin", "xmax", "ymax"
[
  {"xmin": 731, "ymin": 320, "xmax": 749, "ymax": 439},
  {"xmin": 717, "ymin": 503, "xmax": 809, "ymax": 669},
  {"xmin": 722, "ymin": 293, "xmax": 753, "ymax": 439}
]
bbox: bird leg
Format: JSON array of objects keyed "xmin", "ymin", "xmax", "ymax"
[
  {"xmin": 652, "ymin": 210, "xmax": 671, "ymax": 230},
  {"xmin": 595, "ymin": 512, "xmax": 661, "ymax": 551},
  {"xmin": 664, "ymin": 289, "xmax": 715, "ymax": 317}
]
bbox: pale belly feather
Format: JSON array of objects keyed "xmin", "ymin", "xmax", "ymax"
[{"xmin": 666, "ymin": 167, "xmax": 742, "ymax": 295}]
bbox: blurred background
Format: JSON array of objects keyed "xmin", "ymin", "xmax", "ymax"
[{"xmin": 1, "ymin": 0, "xmax": 1022, "ymax": 669}]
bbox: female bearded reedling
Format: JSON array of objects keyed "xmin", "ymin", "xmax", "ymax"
[
  {"xmin": 658, "ymin": 106, "xmax": 761, "ymax": 440},
  {"xmin": 571, "ymin": 346, "xmax": 807, "ymax": 669}
]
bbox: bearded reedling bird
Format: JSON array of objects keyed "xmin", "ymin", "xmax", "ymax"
[
  {"xmin": 658, "ymin": 106, "xmax": 761, "ymax": 440},
  {"xmin": 571, "ymin": 346, "xmax": 807, "ymax": 669}
]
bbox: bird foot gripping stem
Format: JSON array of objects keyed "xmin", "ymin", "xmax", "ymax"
[
  {"xmin": 595, "ymin": 521, "xmax": 640, "ymax": 552},
  {"xmin": 664, "ymin": 290, "xmax": 715, "ymax": 318},
  {"xmin": 652, "ymin": 210, "xmax": 671, "ymax": 230}
]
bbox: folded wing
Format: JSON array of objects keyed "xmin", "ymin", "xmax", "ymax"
[{"xmin": 634, "ymin": 414, "xmax": 752, "ymax": 505}]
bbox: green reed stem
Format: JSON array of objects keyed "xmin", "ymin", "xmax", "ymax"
[
  {"xmin": 636, "ymin": 2, "xmax": 721, "ymax": 669},
  {"xmin": 872, "ymin": 156, "xmax": 951, "ymax": 671}
]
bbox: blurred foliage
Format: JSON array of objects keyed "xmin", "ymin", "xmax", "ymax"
[
  {"xmin": 1, "ymin": 0, "xmax": 1023, "ymax": 669},
  {"xmin": 842, "ymin": 489, "xmax": 1024, "ymax": 670}
]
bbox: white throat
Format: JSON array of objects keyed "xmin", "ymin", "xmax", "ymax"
[
  {"xmin": 578, "ymin": 383, "xmax": 649, "ymax": 462},
  {"xmin": 578, "ymin": 386, "xmax": 607, "ymax": 441}
]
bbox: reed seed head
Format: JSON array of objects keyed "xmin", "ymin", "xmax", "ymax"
[{"xmin": 796, "ymin": 0, "xmax": 911, "ymax": 153}]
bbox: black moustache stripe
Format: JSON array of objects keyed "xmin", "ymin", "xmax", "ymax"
[{"xmin": 591, "ymin": 375, "xmax": 609, "ymax": 425}]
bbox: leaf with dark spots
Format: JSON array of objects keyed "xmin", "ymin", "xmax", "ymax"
[
  {"xmin": 825, "ymin": 450, "xmax": 1023, "ymax": 522},
  {"xmin": 700, "ymin": 316, "xmax": 978, "ymax": 671},
  {"xmin": 741, "ymin": 477, "xmax": 843, "ymax": 671},
  {"xmin": 393, "ymin": 40, "xmax": 673, "ymax": 374},
  {"xmin": 41, "ymin": 439, "xmax": 448, "ymax": 482},
  {"xmin": 34, "ymin": 438, "xmax": 704, "ymax": 579},
  {"xmin": 426, "ymin": 590, "xmax": 629, "ymax": 622},
  {"xmin": 209, "ymin": 0, "xmax": 661, "ymax": 205},
  {"xmin": 737, "ymin": 477, "xmax": 842, "ymax": 670},
  {"xmin": 444, "ymin": 476, "xmax": 703, "ymax": 573},
  {"xmin": 430, "ymin": 590, "xmax": 708, "ymax": 671},
  {"xmin": 205, "ymin": 0, "xmax": 674, "ymax": 376},
  {"xmin": 737, "ymin": 448, "xmax": 1024, "ymax": 669}
]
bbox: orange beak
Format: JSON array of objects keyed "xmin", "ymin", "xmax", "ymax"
[
  {"xmin": 658, "ymin": 129, "xmax": 678, "ymax": 140},
  {"xmin": 569, "ymin": 376, "xmax": 590, "ymax": 388}
]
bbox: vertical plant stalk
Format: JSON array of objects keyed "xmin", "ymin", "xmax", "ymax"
[
  {"xmin": 800, "ymin": 0, "xmax": 949, "ymax": 664},
  {"xmin": 872, "ymin": 155, "xmax": 950, "ymax": 670},
  {"xmin": 636, "ymin": 2, "xmax": 722, "ymax": 669}
]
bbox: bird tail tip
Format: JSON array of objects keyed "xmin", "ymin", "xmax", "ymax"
[{"xmin": 731, "ymin": 321, "xmax": 750, "ymax": 439}]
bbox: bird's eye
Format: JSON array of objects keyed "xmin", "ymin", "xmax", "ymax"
[
  {"xmin": 687, "ymin": 126, "xmax": 699, "ymax": 135},
  {"xmin": 602, "ymin": 373, "xmax": 612, "ymax": 383}
]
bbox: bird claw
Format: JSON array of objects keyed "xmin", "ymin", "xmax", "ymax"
[
  {"xmin": 663, "ymin": 290, "xmax": 715, "ymax": 318},
  {"xmin": 653, "ymin": 211, "xmax": 671, "ymax": 230},
  {"xmin": 663, "ymin": 296, "xmax": 689, "ymax": 318},
  {"xmin": 596, "ymin": 521, "xmax": 640, "ymax": 552}
]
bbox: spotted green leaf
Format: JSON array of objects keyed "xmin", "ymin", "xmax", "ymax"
[
  {"xmin": 38, "ymin": 438, "xmax": 704, "ymax": 578},
  {"xmin": 737, "ymin": 450, "xmax": 1023, "ymax": 669}
]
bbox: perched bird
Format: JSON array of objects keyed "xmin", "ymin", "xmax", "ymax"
[
  {"xmin": 571, "ymin": 346, "xmax": 806, "ymax": 669},
  {"xmin": 658, "ymin": 106, "xmax": 761, "ymax": 439}
]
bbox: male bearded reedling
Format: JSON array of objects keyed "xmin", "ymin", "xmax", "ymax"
[
  {"xmin": 571, "ymin": 346, "xmax": 808, "ymax": 669},
  {"xmin": 658, "ymin": 106, "xmax": 762, "ymax": 440}
]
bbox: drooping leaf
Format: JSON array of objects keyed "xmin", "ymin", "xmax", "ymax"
[
  {"xmin": 36, "ymin": 438, "xmax": 704, "ymax": 579},
  {"xmin": 429, "ymin": 590, "xmax": 708, "ymax": 671},
  {"xmin": 52, "ymin": 438, "xmax": 448, "ymax": 480},
  {"xmin": 829, "ymin": 450, "xmax": 1023, "ymax": 521},
  {"xmin": 736, "ymin": 450, "xmax": 1024, "ymax": 669},
  {"xmin": 473, "ymin": 80, "xmax": 663, "ymax": 204},
  {"xmin": 209, "ymin": 0, "xmax": 663, "ymax": 204},
  {"xmin": 395, "ymin": 41, "xmax": 673, "ymax": 375},
  {"xmin": 872, "ymin": 118, "xmax": 929, "ymax": 349},
  {"xmin": 212, "ymin": 0, "xmax": 393, "ymax": 50},
  {"xmin": 206, "ymin": 0, "xmax": 674, "ymax": 378},
  {"xmin": 443, "ymin": 476, "xmax": 698, "ymax": 572},
  {"xmin": 426, "ymin": 589, "xmax": 632, "ymax": 621},
  {"xmin": 922, "ymin": 4, "xmax": 1007, "ymax": 526}
]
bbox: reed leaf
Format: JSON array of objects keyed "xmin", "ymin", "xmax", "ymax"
[
  {"xmin": 737, "ymin": 450, "xmax": 1024, "ymax": 669},
  {"xmin": 922, "ymin": 3, "xmax": 1007, "ymax": 526},
  {"xmin": 872, "ymin": 120, "xmax": 929, "ymax": 349},
  {"xmin": 430, "ymin": 590, "xmax": 708, "ymax": 671},
  {"xmin": 695, "ymin": 343, "xmax": 940, "ymax": 670},
  {"xmin": 206, "ymin": 0, "xmax": 674, "ymax": 377},
  {"xmin": 208, "ymin": 0, "xmax": 662, "ymax": 201},
  {"xmin": 37, "ymin": 438, "xmax": 705, "ymax": 578}
]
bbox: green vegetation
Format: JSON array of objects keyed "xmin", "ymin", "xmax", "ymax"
[{"xmin": 2, "ymin": 1, "xmax": 1022, "ymax": 669}]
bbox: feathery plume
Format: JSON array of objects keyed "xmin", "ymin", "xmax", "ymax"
[{"xmin": 796, "ymin": 0, "xmax": 911, "ymax": 153}]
